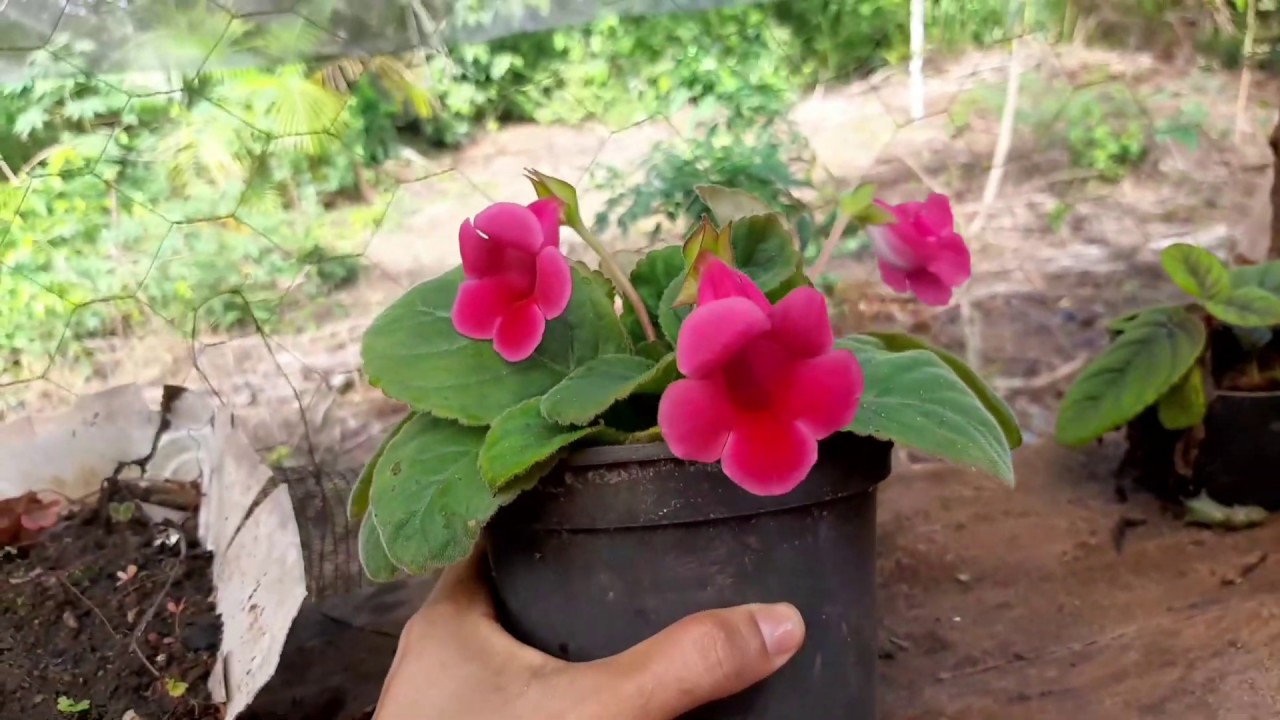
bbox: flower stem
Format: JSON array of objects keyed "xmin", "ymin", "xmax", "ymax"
[
  {"xmin": 570, "ymin": 219, "xmax": 658, "ymax": 342},
  {"xmin": 808, "ymin": 211, "xmax": 852, "ymax": 277}
]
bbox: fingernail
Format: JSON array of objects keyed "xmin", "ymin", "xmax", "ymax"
[{"xmin": 753, "ymin": 603, "xmax": 804, "ymax": 658}]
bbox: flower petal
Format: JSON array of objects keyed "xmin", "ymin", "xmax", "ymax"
[
  {"xmin": 534, "ymin": 247, "xmax": 572, "ymax": 319},
  {"xmin": 527, "ymin": 198, "xmax": 564, "ymax": 249},
  {"xmin": 869, "ymin": 204, "xmax": 927, "ymax": 269},
  {"xmin": 459, "ymin": 219, "xmax": 501, "ymax": 279},
  {"xmin": 676, "ymin": 296, "xmax": 771, "ymax": 379},
  {"xmin": 917, "ymin": 193, "xmax": 955, "ymax": 233},
  {"xmin": 783, "ymin": 349, "xmax": 863, "ymax": 437},
  {"xmin": 926, "ymin": 232, "xmax": 971, "ymax": 287},
  {"xmin": 768, "ymin": 287, "xmax": 834, "ymax": 359},
  {"xmin": 473, "ymin": 202, "xmax": 542, "ymax": 254},
  {"xmin": 493, "ymin": 299, "xmax": 547, "ymax": 362},
  {"xmin": 657, "ymin": 378, "xmax": 734, "ymax": 463},
  {"xmin": 696, "ymin": 256, "xmax": 771, "ymax": 313},
  {"xmin": 877, "ymin": 258, "xmax": 911, "ymax": 293},
  {"xmin": 907, "ymin": 271, "xmax": 955, "ymax": 306},
  {"xmin": 721, "ymin": 415, "xmax": 818, "ymax": 496},
  {"xmin": 452, "ymin": 278, "xmax": 517, "ymax": 340}
]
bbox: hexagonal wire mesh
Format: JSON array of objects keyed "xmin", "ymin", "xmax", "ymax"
[{"xmin": 1, "ymin": 0, "xmax": 1275, "ymax": 597}]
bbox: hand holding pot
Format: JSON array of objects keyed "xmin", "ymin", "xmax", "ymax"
[{"xmin": 373, "ymin": 549, "xmax": 806, "ymax": 720}]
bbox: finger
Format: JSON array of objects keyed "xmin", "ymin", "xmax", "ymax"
[
  {"xmin": 588, "ymin": 602, "xmax": 805, "ymax": 718},
  {"xmin": 423, "ymin": 541, "xmax": 495, "ymax": 618}
]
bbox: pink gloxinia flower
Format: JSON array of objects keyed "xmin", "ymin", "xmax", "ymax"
[
  {"xmin": 867, "ymin": 193, "xmax": 971, "ymax": 306},
  {"xmin": 657, "ymin": 257, "xmax": 864, "ymax": 496},
  {"xmin": 451, "ymin": 199, "xmax": 572, "ymax": 362}
]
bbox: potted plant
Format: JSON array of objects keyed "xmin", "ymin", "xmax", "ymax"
[
  {"xmin": 1056, "ymin": 242, "xmax": 1280, "ymax": 525},
  {"xmin": 350, "ymin": 172, "xmax": 1020, "ymax": 719}
]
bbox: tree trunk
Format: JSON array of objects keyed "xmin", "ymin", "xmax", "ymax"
[{"xmin": 1269, "ymin": 112, "xmax": 1280, "ymax": 260}]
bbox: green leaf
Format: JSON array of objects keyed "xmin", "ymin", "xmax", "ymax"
[
  {"xmin": 1106, "ymin": 304, "xmax": 1188, "ymax": 333},
  {"xmin": 1157, "ymin": 366, "xmax": 1207, "ymax": 431},
  {"xmin": 694, "ymin": 184, "xmax": 773, "ymax": 224},
  {"xmin": 358, "ymin": 514, "xmax": 403, "ymax": 582},
  {"xmin": 362, "ymin": 267, "xmax": 628, "ymax": 425},
  {"xmin": 1159, "ymin": 243, "xmax": 1230, "ymax": 300},
  {"xmin": 837, "ymin": 182, "xmax": 877, "ymax": 218},
  {"xmin": 623, "ymin": 246, "xmax": 684, "ymax": 345},
  {"xmin": 731, "ymin": 213, "xmax": 803, "ymax": 295},
  {"xmin": 864, "ymin": 332, "xmax": 1023, "ymax": 449},
  {"xmin": 658, "ymin": 269, "xmax": 694, "ymax": 344},
  {"xmin": 837, "ymin": 337, "xmax": 1014, "ymax": 485},
  {"xmin": 480, "ymin": 397, "xmax": 599, "ymax": 490},
  {"xmin": 369, "ymin": 414, "xmax": 497, "ymax": 573},
  {"xmin": 1203, "ymin": 287, "xmax": 1280, "ymax": 327},
  {"xmin": 635, "ymin": 352, "xmax": 678, "ymax": 394},
  {"xmin": 635, "ymin": 339, "xmax": 673, "ymax": 361},
  {"xmin": 541, "ymin": 354, "xmax": 660, "ymax": 425},
  {"xmin": 348, "ymin": 413, "xmax": 415, "ymax": 523},
  {"xmin": 525, "ymin": 168, "xmax": 582, "ymax": 229},
  {"xmin": 1229, "ymin": 261, "xmax": 1280, "ymax": 295},
  {"xmin": 1056, "ymin": 307, "xmax": 1206, "ymax": 446}
]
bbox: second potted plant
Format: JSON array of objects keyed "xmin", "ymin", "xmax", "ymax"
[
  {"xmin": 1057, "ymin": 242, "xmax": 1280, "ymax": 523},
  {"xmin": 351, "ymin": 174, "xmax": 1020, "ymax": 719}
]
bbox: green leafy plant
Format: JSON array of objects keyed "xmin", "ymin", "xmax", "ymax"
[
  {"xmin": 56, "ymin": 696, "xmax": 90, "ymax": 714},
  {"xmin": 1056, "ymin": 243, "xmax": 1280, "ymax": 447},
  {"xmin": 353, "ymin": 170, "xmax": 1019, "ymax": 580}
]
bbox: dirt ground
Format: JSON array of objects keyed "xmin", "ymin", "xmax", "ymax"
[
  {"xmin": 0, "ymin": 491, "xmax": 221, "ymax": 720},
  {"xmin": 878, "ymin": 439, "xmax": 1280, "ymax": 719}
]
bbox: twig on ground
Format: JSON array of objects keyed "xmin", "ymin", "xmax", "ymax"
[
  {"xmin": 994, "ymin": 354, "xmax": 1089, "ymax": 392},
  {"xmin": 56, "ymin": 575, "xmax": 118, "ymax": 637},
  {"xmin": 130, "ymin": 530, "xmax": 187, "ymax": 678}
]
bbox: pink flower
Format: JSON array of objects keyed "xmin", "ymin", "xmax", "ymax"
[
  {"xmin": 657, "ymin": 257, "xmax": 864, "ymax": 496},
  {"xmin": 451, "ymin": 199, "xmax": 573, "ymax": 362},
  {"xmin": 867, "ymin": 193, "xmax": 971, "ymax": 306}
]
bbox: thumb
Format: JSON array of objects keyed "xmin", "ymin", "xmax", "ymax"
[{"xmin": 592, "ymin": 602, "xmax": 805, "ymax": 719}]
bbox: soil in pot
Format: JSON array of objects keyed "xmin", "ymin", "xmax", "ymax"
[
  {"xmin": 1122, "ymin": 324, "xmax": 1280, "ymax": 511},
  {"xmin": 0, "ymin": 484, "xmax": 221, "ymax": 720},
  {"xmin": 486, "ymin": 431, "xmax": 892, "ymax": 720}
]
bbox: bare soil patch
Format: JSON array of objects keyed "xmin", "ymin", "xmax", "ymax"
[{"xmin": 0, "ymin": 488, "xmax": 221, "ymax": 720}]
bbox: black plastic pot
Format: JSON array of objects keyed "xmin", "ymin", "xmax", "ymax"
[
  {"xmin": 1191, "ymin": 390, "xmax": 1280, "ymax": 510},
  {"xmin": 485, "ymin": 431, "xmax": 892, "ymax": 720}
]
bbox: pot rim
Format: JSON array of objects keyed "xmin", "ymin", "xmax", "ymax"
[
  {"xmin": 1213, "ymin": 388, "xmax": 1280, "ymax": 399},
  {"xmin": 565, "ymin": 441, "xmax": 674, "ymax": 468}
]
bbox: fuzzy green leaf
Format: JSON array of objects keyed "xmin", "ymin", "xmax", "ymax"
[
  {"xmin": 362, "ymin": 267, "xmax": 628, "ymax": 425},
  {"xmin": 481, "ymin": 397, "xmax": 599, "ymax": 490},
  {"xmin": 838, "ymin": 336, "xmax": 1014, "ymax": 485},
  {"xmin": 730, "ymin": 213, "xmax": 803, "ymax": 295},
  {"xmin": 1203, "ymin": 287, "xmax": 1280, "ymax": 327},
  {"xmin": 694, "ymin": 184, "xmax": 773, "ymax": 224},
  {"xmin": 1157, "ymin": 366, "xmax": 1207, "ymax": 431},
  {"xmin": 864, "ymin": 332, "xmax": 1022, "ymax": 449},
  {"xmin": 1160, "ymin": 243, "xmax": 1230, "ymax": 301},
  {"xmin": 540, "ymin": 354, "xmax": 660, "ymax": 426},
  {"xmin": 1056, "ymin": 307, "xmax": 1206, "ymax": 446},
  {"xmin": 1106, "ymin": 305, "xmax": 1189, "ymax": 334},
  {"xmin": 1230, "ymin": 261, "xmax": 1280, "ymax": 295},
  {"xmin": 358, "ymin": 513, "xmax": 402, "ymax": 582},
  {"xmin": 348, "ymin": 413, "xmax": 415, "ymax": 523},
  {"xmin": 369, "ymin": 414, "xmax": 497, "ymax": 573},
  {"xmin": 623, "ymin": 245, "xmax": 684, "ymax": 345}
]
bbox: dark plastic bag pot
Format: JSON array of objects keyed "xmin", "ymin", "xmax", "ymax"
[
  {"xmin": 1192, "ymin": 390, "xmax": 1280, "ymax": 510},
  {"xmin": 486, "ymin": 431, "xmax": 892, "ymax": 720}
]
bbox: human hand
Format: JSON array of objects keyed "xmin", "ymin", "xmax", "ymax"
[{"xmin": 373, "ymin": 547, "xmax": 805, "ymax": 720}]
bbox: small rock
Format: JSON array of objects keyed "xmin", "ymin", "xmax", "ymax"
[
  {"xmin": 122, "ymin": 710, "xmax": 142, "ymax": 720},
  {"xmin": 62, "ymin": 610, "xmax": 80, "ymax": 630},
  {"xmin": 955, "ymin": 572, "xmax": 972, "ymax": 584}
]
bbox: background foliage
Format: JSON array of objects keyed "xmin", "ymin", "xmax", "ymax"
[{"xmin": 1, "ymin": 0, "xmax": 1276, "ymax": 378}]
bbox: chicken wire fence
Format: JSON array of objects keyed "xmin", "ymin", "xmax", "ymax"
[{"xmin": 0, "ymin": 0, "xmax": 1273, "ymax": 596}]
